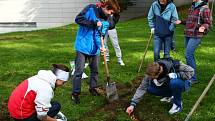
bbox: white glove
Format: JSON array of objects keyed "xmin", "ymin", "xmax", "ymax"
[
  {"xmin": 57, "ymin": 119, "xmax": 64, "ymax": 121},
  {"xmin": 151, "ymin": 28, "xmax": 155, "ymax": 34},
  {"xmin": 56, "ymin": 112, "xmax": 67, "ymax": 121},
  {"xmin": 168, "ymin": 73, "xmax": 177, "ymax": 79},
  {"xmin": 126, "ymin": 105, "xmax": 134, "ymax": 115},
  {"xmin": 153, "ymin": 79, "xmax": 163, "ymax": 86}
]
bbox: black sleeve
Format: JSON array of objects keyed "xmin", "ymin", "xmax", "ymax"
[
  {"xmin": 108, "ymin": 13, "xmax": 120, "ymax": 29},
  {"xmin": 75, "ymin": 4, "xmax": 97, "ymax": 28}
]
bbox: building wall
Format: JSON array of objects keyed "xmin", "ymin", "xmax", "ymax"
[{"xmin": 0, "ymin": 0, "xmax": 197, "ymax": 34}]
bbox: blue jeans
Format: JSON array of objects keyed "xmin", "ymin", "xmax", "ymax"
[
  {"xmin": 147, "ymin": 79, "xmax": 190, "ymax": 107},
  {"xmin": 15, "ymin": 102, "xmax": 61, "ymax": 121},
  {"xmin": 154, "ymin": 35, "xmax": 172, "ymax": 61},
  {"xmin": 72, "ymin": 51, "xmax": 99, "ymax": 93},
  {"xmin": 185, "ymin": 37, "xmax": 201, "ymax": 81}
]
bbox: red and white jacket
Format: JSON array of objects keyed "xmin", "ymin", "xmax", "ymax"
[{"xmin": 8, "ymin": 70, "xmax": 57, "ymax": 120}]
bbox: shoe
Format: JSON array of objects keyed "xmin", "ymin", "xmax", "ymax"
[
  {"xmin": 56, "ymin": 111, "xmax": 67, "ymax": 121},
  {"xmin": 190, "ymin": 80, "xmax": 198, "ymax": 85},
  {"xmin": 169, "ymin": 103, "xmax": 182, "ymax": 115},
  {"xmin": 160, "ymin": 96, "xmax": 173, "ymax": 103},
  {"xmin": 118, "ymin": 61, "xmax": 125, "ymax": 66},
  {"xmin": 89, "ymin": 88, "xmax": 100, "ymax": 96},
  {"xmin": 71, "ymin": 93, "xmax": 80, "ymax": 104}
]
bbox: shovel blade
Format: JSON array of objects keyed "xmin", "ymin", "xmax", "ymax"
[{"xmin": 106, "ymin": 82, "xmax": 119, "ymax": 102}]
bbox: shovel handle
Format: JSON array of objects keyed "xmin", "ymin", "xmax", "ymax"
[
  {"xmin": 184, "ymin": 74, "xmax": 215, "ymax": 121},
  {"xmin": 100, "ymin": 34, "xmax": 110, "ymax": 84},
  {"xmin": 137, "ymin": 32, "xmax": 153, "ymax": 74}
]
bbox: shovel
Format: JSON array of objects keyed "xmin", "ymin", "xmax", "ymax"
[{"xmin": 100, "ymin": 33, "xmax": 119, "ymax": 102}]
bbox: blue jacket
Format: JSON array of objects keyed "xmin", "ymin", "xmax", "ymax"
[
  {"xmin": 148, "ymin": 0, "xmax": 179, "ymax": 37},
  {"xmin": 75, "ymin": 4, "xmax": 109, "ymax": 55}
]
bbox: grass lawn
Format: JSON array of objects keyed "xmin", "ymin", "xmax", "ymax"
[{"xmin": 0, "ymin": 6, "xmax": 215, "ymax": 121}]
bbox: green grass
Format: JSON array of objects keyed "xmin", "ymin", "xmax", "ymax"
[{"xmin": 0, "ymin": 7, "xmax": 215, "ymax": 121}]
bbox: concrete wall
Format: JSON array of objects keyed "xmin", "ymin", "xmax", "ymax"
[
  {"xmin": 0, "ymin": 0, "xmax": 99, "ymax": 33},
  {"xmin": 0, "ymin": 0, "xmax": 197, "ymax": 34}
]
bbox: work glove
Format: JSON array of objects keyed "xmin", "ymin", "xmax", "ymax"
[
  {"xmin": 56, "ymin": 111, "xmax": 67, "ymax": 121},
  {"xmin": 126, "ymin": 105, "xmax": 134, "ymax": 116},
  {"xmin": 168, "ymin": 73, "xmax": 178, "ymax": 79},
  {"xmin": 150, "ymin": 28, "xmax": 155, "ymax": 34},
  {"xmin": 153, "ymin": 79, "xmax": 164, "ymax": 86},
  {"xmin": 57, "ymin": 119, "xmax": 64, "ymax": 121}
]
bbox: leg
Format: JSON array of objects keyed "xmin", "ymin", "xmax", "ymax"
[
  {"xmin": 153, "ymin": 35, "xmax": 162, "ymax": 61},
  {"xmin": 171, "ymin": 31, "xmax": 176, "ymax": 50},
  {"xmin": 169, "ymin": 79, "xmax": 186, "ymax": 107},
  {"xmin": 72, "ymin": 51, "xmax": 86, "ymax": 94},
  {"xmin": 108, "ymin": 29, "xmax": 123, "ymax": 62},
  {"xmin": 104, "ymin": 31, "xmax": 110, "ymax": 61},
  {"xmin": 163, "ymin": 36, "xmax": 172, "ymax": 59},
  {"xmin": 22, "ymin": 114, "xmax": 40, "ymax": 121},
  {"xmin": 89, "ymin": 55, "xmax": 99, "ymax": 89},
  {"xmin": 147, "ymin": 83, "xmax": 172, "ymax": 97},
  {"xmin": 47, "ymin": 102, "xmax": 61, "ymax": 117},
  {"xmin": 22, "ymin": 102, "xmax": 61, "ymax": 121},
  {"xmin": 185, "ymin": 37, "xmax": 201, "ymax": 82}
]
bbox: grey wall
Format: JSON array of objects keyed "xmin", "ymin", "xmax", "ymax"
[{"xmin": 0, "ymin": 0, "xmax": 195, "ymax": 34}]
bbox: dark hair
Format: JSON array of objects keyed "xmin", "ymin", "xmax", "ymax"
[{"xmin": 52, "ymin": 64, "xmax": 70, "ymax": 74}]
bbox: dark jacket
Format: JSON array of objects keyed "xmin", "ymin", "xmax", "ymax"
[
  {"xmin": 108, "ymin": 13, "xmax": 120, "ymax": 30},
  {"xmin": 74, "ymin": 4, "xmax": 109, "ymax": 55},
  {"xmin": 148, "ymin": 0, "xmax": 179, "ymax": 37},
  {"xmin": 130, "ymin": 60, "xmax": 194, "ymax": 107}
]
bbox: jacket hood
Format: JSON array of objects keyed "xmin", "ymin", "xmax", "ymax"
[
  {"xmin": 158, "ymin": 60, "xmax": 172, "ymax": 74},
  {"xmin": 35, "ymin": 70, "xmax": 57, "ymax": 89}
]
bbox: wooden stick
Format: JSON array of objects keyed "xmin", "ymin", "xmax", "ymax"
[
  {"xmin": 137, "ymin": 33, "xmax": 153, "ymax": 74},
  {"xmin": 185, "ymin": 74, "xmax": 215, "ymax": 121}
]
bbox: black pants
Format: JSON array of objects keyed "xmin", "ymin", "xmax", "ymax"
[{"xmin": 14, "ymin": 102, "xmax": 61, "ymax": 121}]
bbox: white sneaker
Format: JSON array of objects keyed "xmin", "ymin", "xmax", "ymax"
[
  {"xmin": 168, "ymin": 103, "xmax": 182, "ymax": 115},
  {"xmin": 56, "ymin": 111, "xmax": 67, "ymax": 121},
  {"xmin": 119, "ymin": 61, "xmax": 125, "ymax": 66},
  {"xmin": 160, "ymin": 96, "xmax": 173, "ymax": 103}
]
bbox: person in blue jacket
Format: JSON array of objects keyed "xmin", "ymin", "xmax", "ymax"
[
  {"xmin": 148, "ymin": 0, "xmax": 180, "ymax": 61},
  {"xmin": 72, "ymin": 0, "xmax": 120, "ymax": 104}
]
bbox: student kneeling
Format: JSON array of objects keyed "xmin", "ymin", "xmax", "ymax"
[
  {"xmin": 126, "ymin": 59, "xmax": 194, "ymax": 115},
  {"xmin": 8, "ymin": 64, "xmax": 69, "ymax": 121}
]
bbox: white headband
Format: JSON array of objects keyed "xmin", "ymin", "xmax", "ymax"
[{"xmin": 55, "ymin": 69, "xmax": 69, "ymax": 82}]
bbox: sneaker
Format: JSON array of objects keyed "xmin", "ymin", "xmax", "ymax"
[
  {"xmin": 89, "ymin": 88, "xmax": 100, "ymax": 96},
  {"xmin": 71, "ymin": 93, "xmax": 80, "ymax": 104},
  {"xmin": 169, "ymin": 103, "xmax": 182, "ymax": 115},
  {"xmin": 119, "ymin": 61, "xmax": 125, "ymax": 66},
  {"xmin": 56, "ymin": 112, "xmax": 67, "ymax": 121},
  {"xmin": 160, "ymin": 96, "xmax": 173, "ymax": 103}
]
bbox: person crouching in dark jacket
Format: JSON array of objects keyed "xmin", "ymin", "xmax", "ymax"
[{"xmin": 126, "ymin": 59, "xmax": 194, "ymax": 115}]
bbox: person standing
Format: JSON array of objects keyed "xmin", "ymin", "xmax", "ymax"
[
  {"xmin": 72, "ymin": 0, "xmax": 120, "ymax": 104},
  {"xmin": 177, "ymin": 0, "xmax": 212, "ymax": 84},
  {"xmin": 8, "ymin": 64, "xmax": 70, "ymax": 121},
  {"xmin": 148, "ymin": 0, "xmax": 179, "ymax": 61},
  {"xmin": 104, "ymin": 12, "xmax": 125, "ymax": 66}
]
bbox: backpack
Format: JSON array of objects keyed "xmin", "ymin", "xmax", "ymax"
[{"xmin": 158, "ymin": 57, "xmax": 180, "ymax": 73}]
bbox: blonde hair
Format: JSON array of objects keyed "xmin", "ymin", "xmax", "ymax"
[{"xmin": 146, "ymin": 62, "xmax": 161, "ymax": 78}]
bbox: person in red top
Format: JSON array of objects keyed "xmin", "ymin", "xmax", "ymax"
[{"xmin": 8, "ymin": 64, "xmax": 70, "ymax": 121}]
